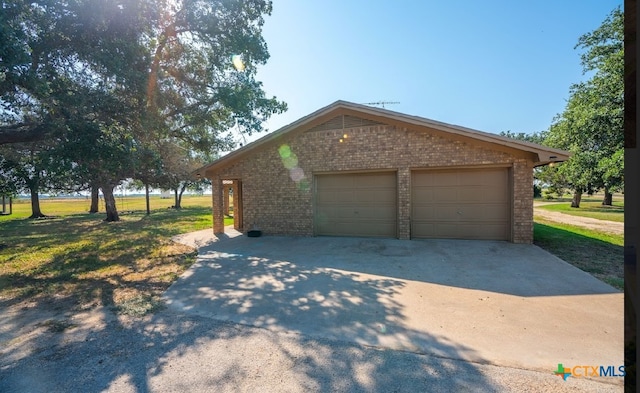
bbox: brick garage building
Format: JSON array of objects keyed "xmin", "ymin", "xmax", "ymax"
[{"xmin": 198, "ymin": 101, "xmax": 569, "ymax": 243}]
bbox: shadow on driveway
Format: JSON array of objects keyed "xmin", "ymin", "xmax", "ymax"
[
  {"xmin": 164, "ymin": 235, "xmax": 623, "ymax": 372},
  {"xmin": 1, "ymin": 309, "xmax": 515, "ymax": 392},
  {"xmin": 166, "ymin": 245, "xmax": 479, "ymax": 360}
]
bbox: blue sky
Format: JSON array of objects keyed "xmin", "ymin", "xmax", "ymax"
[{"xmin": 241, "ymin": 1, "xmax": 622, "ymax": 145}]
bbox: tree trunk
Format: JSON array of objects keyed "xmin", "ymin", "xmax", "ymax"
[
  {"xmin": 28, "ymin": 181, "xmax": 46, "ymax": 218},
  {"xmin": 101, "ymin": 184, "xmax": 120, "ymax": 222},
  {"xmin": 177, "ymin": 183, "xmax": 187, "ymax": 209},
  {"xmin": 145, "ymin": 183, "xmax": 150, "ymax": 215},
  {"xmin": 1, "ymin": 196, "xmax": 12, "ymax": 215},
  {"xmin": 570, "ymin": 190, "xmax": 582, "ymax": 208},
  {"xmin": 173, "ymin": 188, "xmax": 181, "ymax": 209},
  {"xmin": 602, "ymin": 188, "xmax": 613, "ymax": 206},
  {"xmin": 89, "ymin": 185, "xmax": 100, "ymax": 213}
]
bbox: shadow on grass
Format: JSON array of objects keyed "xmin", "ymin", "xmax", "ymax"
[
  {"xmin": 0, "ymin": 207, "xmax": 211, "ymax": 306},
  {"xmin": 534, "ymin": 222, "xmax": 623, "ymax": 290}
]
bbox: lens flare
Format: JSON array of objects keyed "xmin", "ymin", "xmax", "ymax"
[
  {"xmin": 277, "ymin": 144, "xmax": 309, "ymax": 191},
  {"xmin": 290, "ymin": 167, "xmax": 305, "ymax": 182},
  {"xmin": 232, "ymin": 54, "xmax": 245, "ymax": 71},
  {"xmin": 297, "ymin": 179, "xmax": 310, "ymax": 191},
  {"xmin": 282, "ymin": 155, "xmax": 299, "ymax": 170},
  {"xmin": 278, "ymin": 144, "xmax": 292, "ymax": 158}
]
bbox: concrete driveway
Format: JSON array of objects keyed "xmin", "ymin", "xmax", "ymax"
[{"xmin": 165, "ymin": 230, "xmax": 623, "ymax": 374}]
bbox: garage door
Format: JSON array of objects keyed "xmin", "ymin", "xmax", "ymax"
[
  {"xmin": 412, "ymin": 168, "xmax": 510, "ymax": 240},
  {"xmin": 315, "ymin": 172, "xmax": 397, "ymax": 237}
]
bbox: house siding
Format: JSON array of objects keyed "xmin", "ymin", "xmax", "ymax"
[{"xmin": 214, "ymin": 123, "xmax": 534, "ymax": 243}]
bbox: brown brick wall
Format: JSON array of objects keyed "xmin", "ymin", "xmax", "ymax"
[
  {"xmin": 212, "ymin": 176, "xmax": 224, "ymax": 234},
  {"xmin": 213, "ymin": 123, "xmax": 535, "ymax": 243},
  {"xmin": 512, "ymin": 160, "xmax": 534, "ymax": 243}
]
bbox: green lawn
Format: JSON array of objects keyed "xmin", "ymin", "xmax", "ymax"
[
  {"xmin": 0, "ymin": 195, "xmax": 233, "ymax": 314},
  {"xmin": 533, "ymin": 218, "xmax": 623, "ymax": 290},
  {"xmin": 1, "ymin": 195, "xmax": 215, "ymax": 219},
  {"xmin": 535, "ymin": 201, "xmax": 624, "ymax": 222},
  {"xmin": 538, "ymin": 192, "xmax": 624, "ymax": 204}
]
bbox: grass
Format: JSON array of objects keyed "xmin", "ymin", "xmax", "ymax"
[
  {"xmin": 1, "ymin": 194, "xmax": 214, "ymax": 219},
  {"xmin": 534, "ymin": 201, "xmax": 624, "ymax": 222},
  {"xmin": 533, "ymin": 218, "xmax": 623, "ymax": 290},
  {"xmin": 537, "ymin": 191, "xmax": 624, "ymax": 204},
  {"xmin": 533, "ymin": 193, "xmax": 624, "ymax": 289},
  {"xmin": 0, "ymin": 195, "xmax": 233, "ymax": 314}
]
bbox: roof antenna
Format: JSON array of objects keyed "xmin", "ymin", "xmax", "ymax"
[{"xmin": 362, "ymin": 101, "xmax": 400, "ymax": 109}]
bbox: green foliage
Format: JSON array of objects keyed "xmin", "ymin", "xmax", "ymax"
[
  {"xmin": 500, "ymin": 130, "xmax": 553, "ymax": 198},
  {"xmin": 598, "ymin": 148, "xmax": 624, "ymax": 192},
  {"xmin": 499, "ymin": 130, "xmax": 547, "ymax": 145},
  {"xmin": 538, "ymin": 165, "xmax": 567, "ymax": 198},
  {"xmin": 1, "ymin": 0, "xmax": 287, "ymax": 220},
  {"xmin": 533, "ymin": 184, "xmax": 542, "ymax": 198},
  {"xmin": 0, "ymin": 139, "xmax": 82, "ymax": 217},
  {"xmin": 542, "ymin": 7, "xmax": 623, "ymax": 202}
]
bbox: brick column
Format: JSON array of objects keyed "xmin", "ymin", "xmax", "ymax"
[
  {"xmin": 512, "ymin": 160, "xmax": 533, "ymax": 243},
  {"xmin": 223, "ymin": 185, "xmax": 230, "ymax": 216},
  {"xmin": 397, "ymin": 168, "xmax": 411, "ymax": 239},
  {"xmin": 232, "ymin": 180, "xmax": 243, "ymax": 231},
  {"xmin": 212, "ymin": 176, "xmax": 225, "ymax": 234}
]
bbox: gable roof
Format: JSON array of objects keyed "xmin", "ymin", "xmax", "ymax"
[{"xmin": 197, "ymin": 100, "xmax": 570, "ymax": 176}]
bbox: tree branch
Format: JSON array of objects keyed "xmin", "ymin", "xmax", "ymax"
[{"xmin": 0, "ymin": 123, "xmax": 48, "ymax": 145}]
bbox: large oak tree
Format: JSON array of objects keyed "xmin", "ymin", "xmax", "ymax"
[
  {"xmin": 1, "ymin": 0, "xmax": 286, "ymax": 220},
  {"xmin": 542, "ymin": 7, "xmax": 623, "ymax": 207}
]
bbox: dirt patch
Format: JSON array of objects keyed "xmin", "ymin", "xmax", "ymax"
[{"xmin": 533, "ymin": 208, "xmax": 623, "ymax": 235}]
